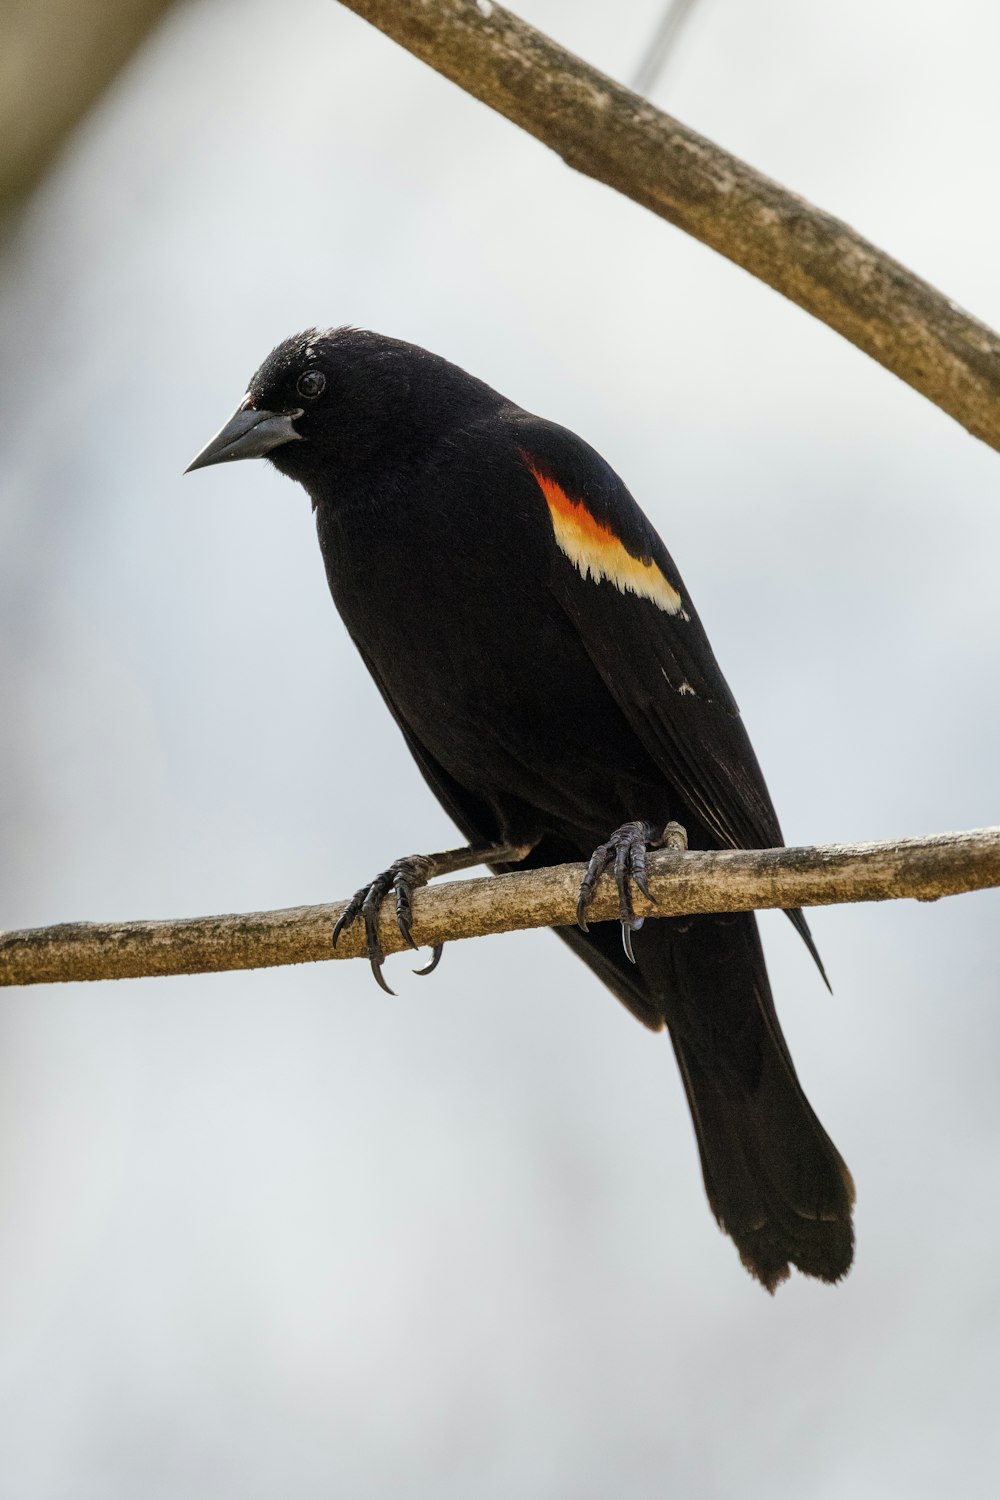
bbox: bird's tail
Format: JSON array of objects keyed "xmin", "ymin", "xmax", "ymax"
[{"xmin": 558, "ymin": 909, "xmax": 854, "ymax": 1290}]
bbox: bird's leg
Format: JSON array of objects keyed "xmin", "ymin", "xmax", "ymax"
[
  {"xmin": 576, "ymin": 819, "xmax": 688, "ymax": 962},
  {"xmin": 333, "ymin": 839, "xmax": 537, "ymax": 994}
]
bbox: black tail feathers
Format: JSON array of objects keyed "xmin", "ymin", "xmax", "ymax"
[
  {"xmin": 559, "ymin": 910, "xmax": 854, "ymax": 1290},
  {"xmin": 673, "ymin": 1028, "xmax": 854, "ymax": 1291}
]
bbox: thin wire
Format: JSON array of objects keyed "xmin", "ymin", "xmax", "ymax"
[{"xmin": 631, "ymin": 0, "xmax": 703, "ymax": 96}]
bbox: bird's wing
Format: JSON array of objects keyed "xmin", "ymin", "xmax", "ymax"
[
  {"xmin": 510, "ymin": 414, "xmax": 824, "ymax": 973},
  {"xmin": 512, "ymin": 414, "xmax": 783, "ymax": 850}
]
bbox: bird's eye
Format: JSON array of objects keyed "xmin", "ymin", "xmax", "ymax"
[{"xmin": 296, "ymin": 369, "xmax": 326, "ymax": 399}]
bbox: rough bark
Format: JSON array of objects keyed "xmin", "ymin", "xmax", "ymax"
[
  {"xmin": 335, "ymin": 0, "xmax": 1000, "ymax": 454},
  {"xmin": 2, "ymin": 827, "xmax": 997, "ymax": 987}
]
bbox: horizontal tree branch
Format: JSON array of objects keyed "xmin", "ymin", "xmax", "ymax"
[
  {"xmin": 335, "ymin": 0, "xmax": 1000, "ymax": 454},
  {"xmin": 1, "ymin": 827, "xmax": 997, "ymax": 988}
]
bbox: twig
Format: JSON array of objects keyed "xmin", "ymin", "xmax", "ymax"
[
  {"xmin": 335, "ymin": 0, "xmax": 1000, "ymax": 454},
  {"xmin": 0, "ymin": 0, "xmax": 174, "ymax": 205},
  {"xmin": 631, "ymin": 0, "xmax": 702, "ymax": 95},
  {"xmin": 1, "ymin": 827, "xmax": 997, "ymax": 987}
]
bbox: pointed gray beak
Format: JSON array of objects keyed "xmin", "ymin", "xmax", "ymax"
[{"xmin": 185, "ymin": 404, "xmax": 303, "ymax": 473}]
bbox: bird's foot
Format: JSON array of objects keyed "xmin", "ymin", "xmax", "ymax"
[
  {"xmin": 576, "ymin": 819, "xmax": 688, "ymax": 962},
  {"xmin": 332, "ymin": 837, "xmax": 535, "ymax": 994},
  {"xmin": 332, "ymin": 854, "xmax": 442, "ymax": 995}
]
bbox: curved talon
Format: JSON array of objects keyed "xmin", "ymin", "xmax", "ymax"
[
  {"xmin": 330, "ymin": 854, "xmax": 443, "ymax": 991},
  {"xmin": 576, "ymin": 841, "xmax": 612, "ymax": 932},
  {"xmin": 331, "ymin": 843, "xmax": 524, "ymax": 991},
  {"xmin": 361, "ymin": 879, "xmax": 395, "ymax": 995},
  {"xmin": 631, "ymin": 840, "xmax": 651, "ymax": 900},
  {"xmin": 577, "ymin": 819, "xmax": 672, "ymax": 962},
  {"xmin": 576, "ymin": 843, "xmax": 610, "ymax": 933},
  {"xmin": 394, "ymin": 871, "xmax": 419, "ymax": 952},
  {"xmin": 414, "ymin": 943, "xmax": 444, "ymax": 977},
  {"xmin": 332, "ymin": 888, "xmax": 368, "ymax": 949},
  {"xmin": 367, "ymin": 953, "xmax": 395, "ymax": 994},
  {"xmin": 613, "ymin": 836, "xmax": 635, "ymax": 928}
]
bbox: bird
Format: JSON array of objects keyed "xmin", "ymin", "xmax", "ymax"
[{"xmin": 187, "ymin": 327, "xmax": 854, "ymax": 1291}]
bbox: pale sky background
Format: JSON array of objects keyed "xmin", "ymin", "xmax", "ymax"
[{"xmin": 2, "ymin": 1, "xmax": 999, "ymax": 1495}]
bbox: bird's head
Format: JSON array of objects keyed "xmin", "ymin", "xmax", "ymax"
[{"xmin": 186, "ymin": 327, "xmax": 500, "ymax": 494}]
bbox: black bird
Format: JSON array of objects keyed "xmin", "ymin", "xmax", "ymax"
[{"xmin": 188, "ymin": 328, "xmax": 854, "ymax": 1290}]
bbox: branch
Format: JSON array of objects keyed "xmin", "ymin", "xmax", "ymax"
[
  {"xmin": 2, "ymin": 828, "xmax": 997, "ymax": 988},
  {"xmin": 0, "ymin": 0, "xmax": 175, "ymax": 205},
  {"xmin": 335, "ymin": 0, "xmax": 1000, "ymax": 455}
]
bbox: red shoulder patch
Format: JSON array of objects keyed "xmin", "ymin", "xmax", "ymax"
[{"xmin": 525, "ymin": 462, "xmax": 682, "ymax": 615}]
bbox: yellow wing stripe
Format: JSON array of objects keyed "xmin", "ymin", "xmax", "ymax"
[{"xmin": 528, "ymin": 465, "xmax": 682, "ymax": 616}]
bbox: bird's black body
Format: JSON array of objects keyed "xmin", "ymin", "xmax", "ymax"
[{"xmin": 189, "ymin": 328, "xmax": 854, "ymax": 1290}]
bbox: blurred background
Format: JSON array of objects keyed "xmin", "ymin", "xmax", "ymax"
[{"xmin": 2, "ymin": 1, "xmax": 999, "ymax": 1494}]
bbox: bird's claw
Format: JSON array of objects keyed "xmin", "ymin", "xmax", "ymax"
[
  {"xmin": 413, "ymin": 943, "xmax": 444, "ymax": 977},
  {"xmin": 332, "ymin": 854, "xmax": 441, "ymax": 992},
  {"xmin": 392, "ymin": 867, "xmax": 419, "ymax": 952},
  {"xmin": 576, "ymin": 821, "xmax": 649, "ymax": 958},
  {"xmin": 576, "ymin": 819, "xmax": 687, "ymax": 963}
]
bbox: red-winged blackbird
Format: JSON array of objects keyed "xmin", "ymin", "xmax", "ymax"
[{"xmin": 188, "ymin": 328, "xmax": 854, "ymax": 1290}]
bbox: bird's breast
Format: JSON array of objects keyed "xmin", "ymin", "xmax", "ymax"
[{"xmin": 312, "ymin": 479, "xmax": 657, "ymax": 827}]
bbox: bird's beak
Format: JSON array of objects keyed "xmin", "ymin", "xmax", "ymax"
[{"xmin": 185, "ymin": 404, "xmax": 303, "ymax": 473}]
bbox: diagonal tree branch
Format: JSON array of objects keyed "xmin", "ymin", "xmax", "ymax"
[
  {"xmin": 1, "ymin": 827, "xmax": 998, "ymax": 988},
  {"xmin": 334, "ymin": 0, "xmax": 1000, "ymax": 455},
  {"xmin": 0, "ymin": 0, "xmax": 175, "ymax": 206}
]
